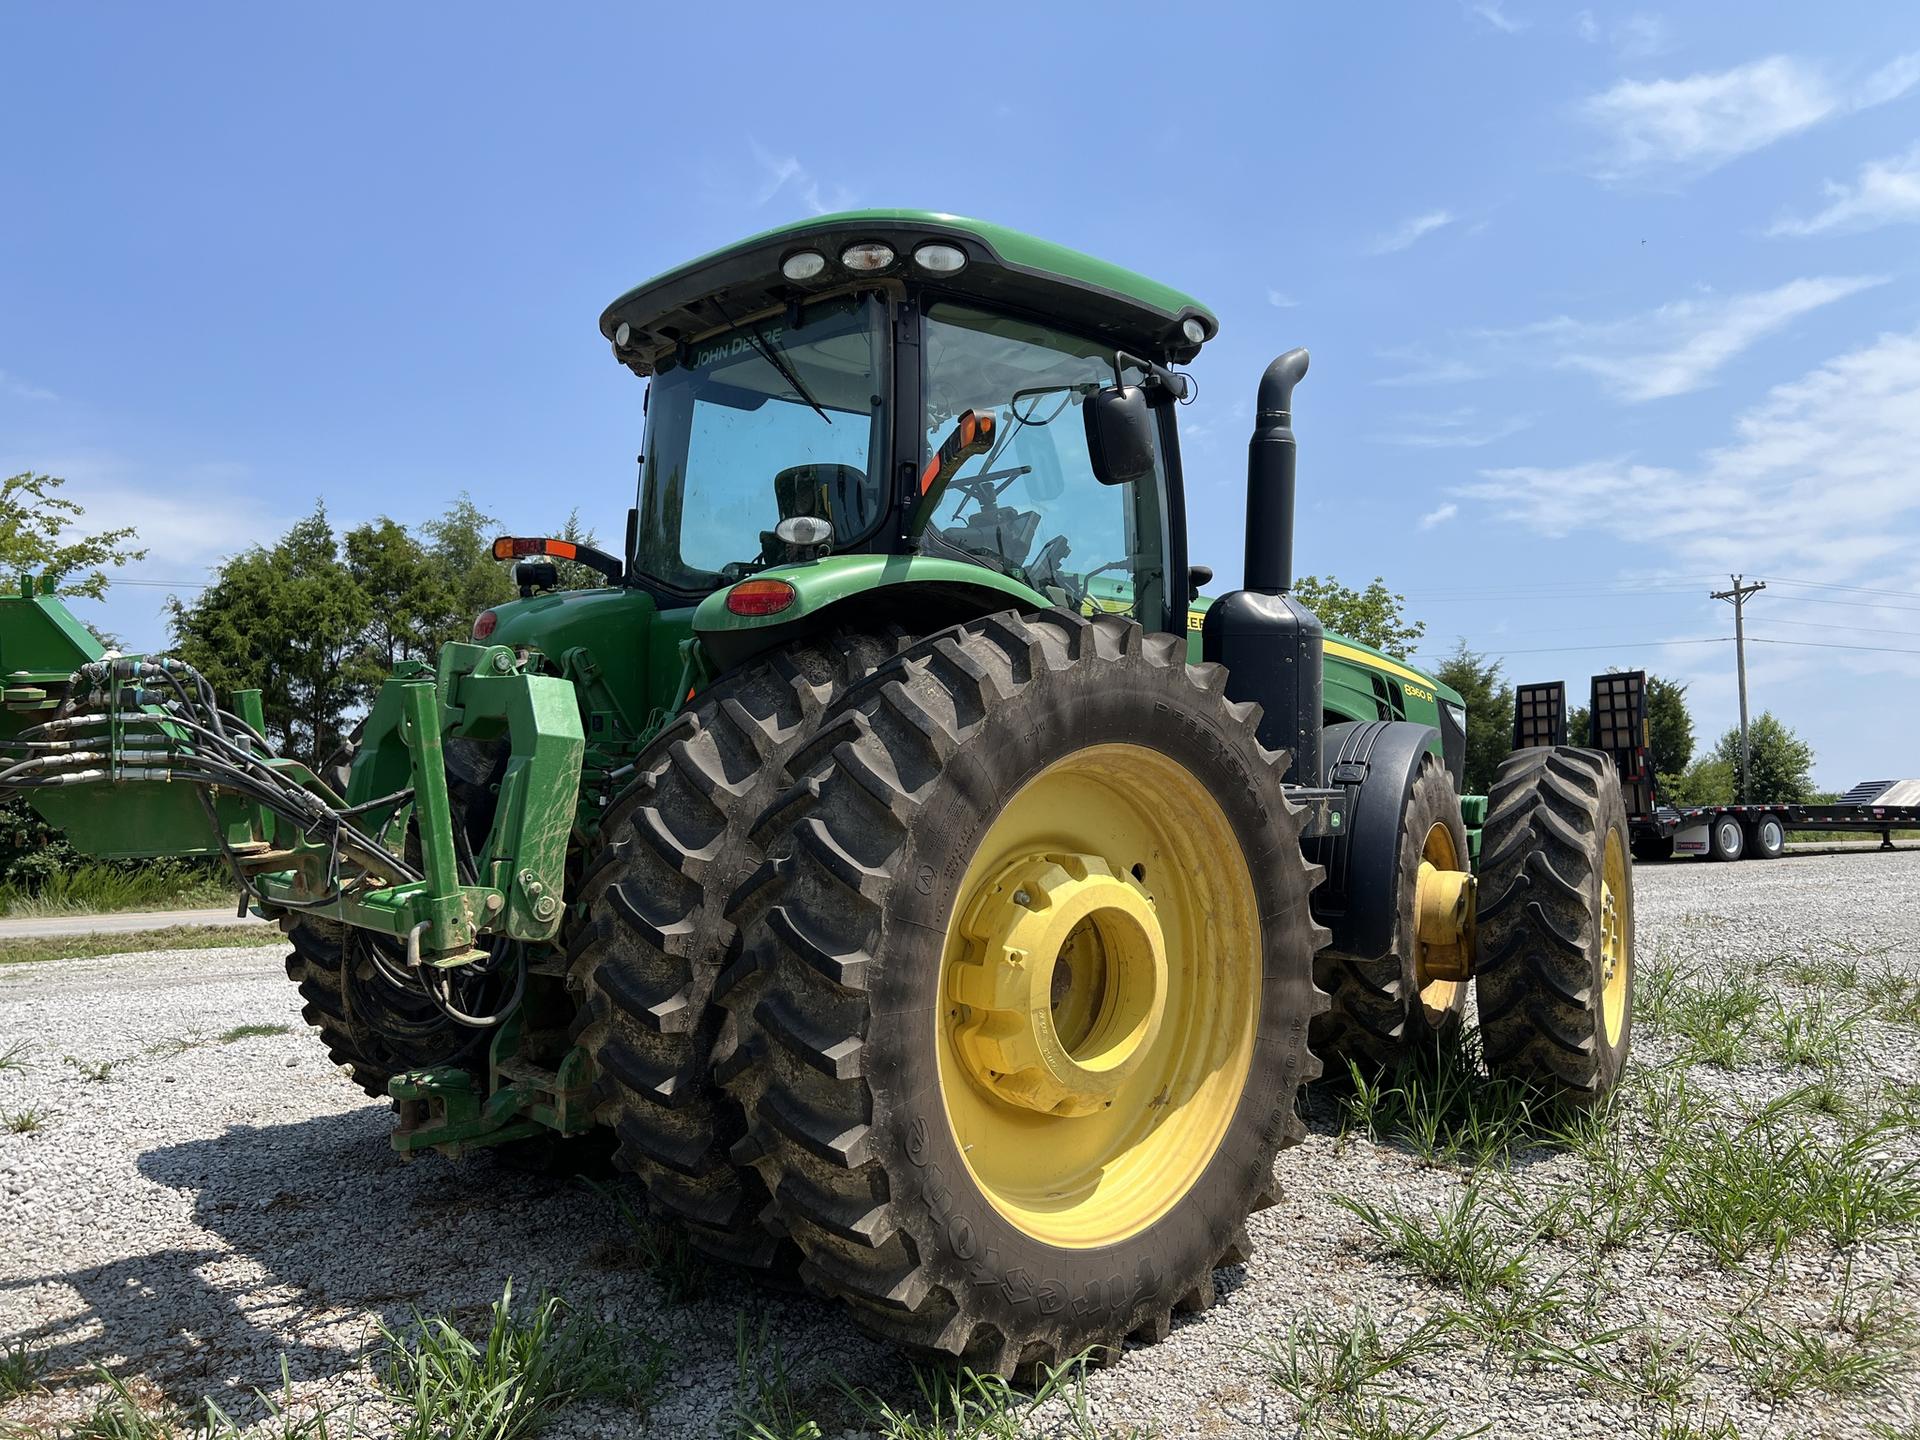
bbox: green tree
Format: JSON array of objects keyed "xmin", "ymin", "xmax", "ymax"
[
  {"xmin": 549, "ymin": 508, "xmax": 611, "ymax": 592},
  {"xmin": 0, "ymin": 472, "xmax": 146, "ymax": 598},
  {"xmin": 1662, "ymin": 756, "xmax": 1736, "ymax": 808},
  {"xmin": 1433, "ymin": 643, "xmax": 1513, "ymax": 796},
  {"xmin": 416, "ymin": 494, "xmax": 516, "ymax": 653},
  {"xmin": 1294, "ymin": 574, "xmax": 1426, "ymax": 659},
  {"xmin": 1711, "ymin": 711, "xmax": 1816, "ymax": 804},
  {"xmin": 1567, "ymin": 703, "xmax": 1590, "ymax": 748},
  {"xmin": 1645, "ymin": 674, "xmax": 1694, "ymax": 775},
  {"xmin": 169, "ymin": 503, "xmax": 371, "ymax": 767}
]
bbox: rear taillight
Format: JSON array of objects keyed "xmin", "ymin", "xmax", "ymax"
[
  {"xmin": 472, "ymin": 609, "xmax": 498, "ymax": 640},
  {"xmin": 725, "ymin": 579, "xmax": 798, "ymax": 617}
]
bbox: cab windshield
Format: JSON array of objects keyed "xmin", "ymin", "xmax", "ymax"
[
  {"xmin": 633, "ymin": 295, "xmax": 885, "ymax": 593},
  {"xmin": 920, "ymin": 303, "xmax": 1170, "ymax": 627}
]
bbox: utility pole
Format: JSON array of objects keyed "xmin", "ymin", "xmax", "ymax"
[{"xmin": 1711, "ymin": 575, "xmax": 1766, "ymax": 801}]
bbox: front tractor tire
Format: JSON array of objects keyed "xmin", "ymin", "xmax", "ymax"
[
  {"xmin": 1312, "ymin": 756, "xmax": 1472, "ymax": 1072},
  {"xmin": 718, "ymin": 611, "xmax": 1328, "ymax": 1375},
  {"xmin": 567, "ymin": 630, "xmax": 901, "ymax": 1268},
  {"xmin": 284, "ymin": 919, "xmax": 491, "ymax": 1098},
  {"xmin": 1475, "ymin": 747, "xmax": 1634, "ymax": 1105}
]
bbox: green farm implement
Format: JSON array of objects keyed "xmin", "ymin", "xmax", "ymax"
[{"xmin": 0, "ymin": 213, "xmax": 1634, "ymax": 1373}]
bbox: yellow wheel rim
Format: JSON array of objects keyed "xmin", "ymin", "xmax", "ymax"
[
  {"xmin": 1600, "ymin": 826, "xmax": 1630, "ymax": 1046},
  {"xmin": 937, "ymin": 742, "xmax": 1260, "ymax": 1249},
  {"xmin": 1412, "ymin": 821, "xmax": 1472, "ymax": 1024}
]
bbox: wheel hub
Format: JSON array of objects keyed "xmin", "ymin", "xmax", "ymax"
[
  {"xmin": 947, "ymin": 852, "xmax": 1167, "ymax": 1117},
  {"xmin": 1413, "ymin": 834, "xmax": 1477, "ymax": 986}
]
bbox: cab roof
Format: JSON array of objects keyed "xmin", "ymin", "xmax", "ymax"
[{"xmin": 599, "ymin": 210, "xmax": 1219, "ymax": 374}]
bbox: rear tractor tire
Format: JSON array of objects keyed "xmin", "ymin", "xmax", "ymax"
[
  {"xmin": 568, "ymin": 630, "xmax": 902, "ymax": 1269},
  {"xmin": 718, "ymin": 610, "xmax": 1329, "ymax": 1375},
  {"xmin": 1312, "ymin": 756, "xmax": 1472, "ymax": 1073},
  {"xmin": 1475, "ymin": 747, "xmax": 1634, "ymax": 1106}
]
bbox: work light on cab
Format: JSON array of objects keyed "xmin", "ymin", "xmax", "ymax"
[
  {"xmin": 724, "ymin": 578, "xmax": 797, "ymax": 617},
  {"xmin": 840, "ymin": 241, "xmax": 894, "ymax": 272},
  {"xmin": 489, "ymin": 535, "xmax": 625, "ymax": 585},
  {"xmin": 781, "ymin": 250, "xmax": 827, "ymax": 282}
]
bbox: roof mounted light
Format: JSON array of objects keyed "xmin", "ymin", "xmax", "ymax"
[
  {"xmin": 613, "ymin": 321, "xmax": 634, "ymax": 348},
  {"xmin": 912, "ymin": 242, "xmax": 967, "ymax": 274},
  {"xmin": 1181, "ymin": 317, "xmax": 1208, "ymax": 345},
  {"xmin": 840, "ymin": 241, "xmax": 895, "ymax": 273},
  {"xmin": 781, "ymin": 250, "xmax": 827, "ymax": 282}
]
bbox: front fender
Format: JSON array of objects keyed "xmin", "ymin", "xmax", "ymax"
[{"xmin": 693, "ymin": 554, "xmax": 1049, "ymax": 672}]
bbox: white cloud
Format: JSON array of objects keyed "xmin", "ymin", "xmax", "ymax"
[
  {"xmin": 1486, "ymin": 275, "xmax": 1883, "ymax": 401},
  {"xmin": 1469, "ymin": 1, "xmax": 1526, "ymax": 34},
  {"xmin": 1770, "ymin": 141, "xmax": 1920, "ymax": 236},
  {"xmin": 1459, "ymin": 324, "xmax": 1920, "ymax": 588},
  {"xmin": 747, "ymin": 139, "xmax": 854, "ymax": 216},
  {"xmin": 0, "ymin": 370, "xmax": 57, "ymax": 402},
  {"xmin": 1266, "ymin": 289, "xmax": 1300, "ymax": 308},
  {"xmin": 1373, "ymin": 347, "xmax": 1488, "ymax": 387},
  {"xmin": 1574, "ymin": 10, "xmax": 1599, "ymax": 43},
  {"xmin": 1370, "ymin": 209, "xmax": 1456, "ymax": 255},
  {"xmin": 1579, "ymin": 52, "xmax": 1920, "ymax": 181},
  {"xmin": 1376, "ymin": 408, "xmax": 1531, "ymax": 448},
  {"xmin": 1417, "ymin": 502, "xmax": 1459, "ymax": 530}
]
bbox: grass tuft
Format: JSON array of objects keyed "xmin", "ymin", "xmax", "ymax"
[
  {"xmin": 1252, "ymin": 1311, "xmax": 1449, "ymax": 1420},
  {"xmin": 377, "ymin": 1281, "xmax": 652, "ymax": 1440},
  {"xmin": 3, "ymin": 1103, "xmax": 55, "ymax": 1134},
  {"xmin": 64, "ymin": 1055, "xmax": 119, "ymax": 1083},
  {"xmin": 217, "ymin": 1022, "xmax": 292, "ymax": 1044},
  {"xmin": 589, "ymin": 1180, "xmax": 711, "ymax": 1304},
  {"xmin": 1335, "ymin": 1180, "xmax": 1531, "ymax": 1299},
  {"xmin": 841, "ymin": 1354, "xmax": 1146, "ymax": 1440},
  {"xmin": 0, "ymin": 860, "xmax": 232, "ymax": 918},
  {"xmin": 0, "ymin": 1039, "xmax": 32, "ymax": 1073},
  {"xmin": 1, "ymin": 1340, "xmax": 47, "ymax": 1400},
  {"xmin": 1722, "ymin": 1312, "xmax": 1912, "ymax": 1400}
]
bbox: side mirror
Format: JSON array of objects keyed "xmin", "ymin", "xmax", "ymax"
[{"xmin": 1083, "ymin": 385, "xmax": 1156, "ymax": 486}]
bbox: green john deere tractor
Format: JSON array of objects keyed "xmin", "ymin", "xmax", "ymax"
[{"xmin": 0, "ymin": 212, "xmax": 1635, "ymax": 1373}]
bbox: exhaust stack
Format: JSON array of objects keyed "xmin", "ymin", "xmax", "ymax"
[
  {"xmin": 1244, "ymin": 347, "xmax": 1310, "ymax": 592},
  {"xmin": 1200, "ymin": 347, "xmax": 1325, "ymax": 785}
]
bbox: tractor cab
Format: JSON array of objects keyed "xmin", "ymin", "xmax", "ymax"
[{"xmin": 600, "ymin": 212, "xmax": 1210, "ymax": 640}]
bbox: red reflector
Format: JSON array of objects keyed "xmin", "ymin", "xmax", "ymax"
[
  {"xmin": 472, "ymin": 609, "xmax": 498, "ymax": 640},
  {"xmin": 725, "ymin": 578, "xmax": 797, "ymax": 617}
]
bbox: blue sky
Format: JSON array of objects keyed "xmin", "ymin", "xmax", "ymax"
[{"xmin": 4, "ymin": 3, "xmax": 1918, "ymax": 787}]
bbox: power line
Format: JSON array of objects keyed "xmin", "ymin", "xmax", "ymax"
[
  {"xmin": 1758, "ymin": 575, "xmax": 1920, "ymax": 602},
  {"xmin": 1747, "ymin": 636, "xmax": 1920, "ymax": 657},
  {"xmin": 1415, "ymin": 637, "xmax": 1731, "ymax": 661}
]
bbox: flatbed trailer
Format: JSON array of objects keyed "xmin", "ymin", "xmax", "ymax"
[{"xmin": 1511, "ymin": 675, "xmax": 1920, "ymax": 862}]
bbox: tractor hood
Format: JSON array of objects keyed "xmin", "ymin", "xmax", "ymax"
[{"xmin": 600, "ymin": 210, "xmax": 1219, "ymax": 375}]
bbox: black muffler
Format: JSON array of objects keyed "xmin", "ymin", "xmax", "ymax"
[{"xmin": 1200, "ymin": 348, "xmax": 1325, "ymax": 785}]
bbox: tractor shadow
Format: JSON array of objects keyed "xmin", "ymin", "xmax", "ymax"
[{"xmin": 9, "ymin": 1104, "xmax": 871, "ymax": 1423}]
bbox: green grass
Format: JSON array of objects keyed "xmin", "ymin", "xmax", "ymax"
[
  {"xmin": 1862, "ymin": 968, "xmax": 1920, "ymax": 1028},
  {"xmin": 63, "ymin": 1055, "xmax": 118, "ymax": 1083},
  {"xmin": 0, "ymin": 1364, "xmax": 361, "ymax": 1440},
  {"xmin": 1636, "ymin": 959, "xmax": 1768, "ymax": 1068},
  {"xmin": 1335, "ymin": 1180, "xmax": 1533, "ymax": 1300},
  {"xmin": 1769, "ymin": 995, "xmax": 1867, "ymax": 1068},
  {"xmin": 1656, "ymin": 1416, "xmax": 1741, "ymax": 1440},
  {"xmin": 1251, "ymin": 1312, "xmax": 1450, "ymax": 1422},
  {"xmin": 1526, "ymin": 1326, "xmax": 1704, "ymax": 1404},
  {"xmin": 217, "ymin": 1023, "xmax": 292, "ymax": 1044},
  {"xmin": 1336, "ymin": 1027, "xmax": 1600, "ymax": 1167},
  {"xmin": 1721, "ymin": 1312, "xmax": 1913, "ymax": 1400},
  {"xmin": 733, "ymin": 1317, "xmax": 829, "ymax": 1440},
  {"xmin": 376, "ymin": 1282, "xmax": 653, "ymax": 1440},
  {"xmin": 1, "ymin": 1340, "xmax": 46, "ymax": 1399},
  {"xmin": 0, "ymin": 861, "xmax": 232, "ymax": 918},
  {"xmin": 839, "ymin": 1355, "xmax": 1146, "ymax": 1440},
  {"xmin": 0, "ymin": 925, "xmax": 278, "ymax": 968},
  {"xmin": 590, "ymin": 1179, "xmax": 711, "ymax": 1304},
  {"xmin": 0, "ymin": 1040, "xmax": 31, "ymax": 1073},
  {"xmin": 3, "ymin": 1103, "xmax": 54, "ymax": 1134}
]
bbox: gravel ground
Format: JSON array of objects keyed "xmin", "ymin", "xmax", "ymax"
[{"xmin": 3, "ymin": 846, "xmax": 1918, "ymax": 1438}]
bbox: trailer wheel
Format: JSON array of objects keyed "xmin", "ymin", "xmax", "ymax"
[
  {"xmin": 1312, "ymin": 756, "xmax": 1472, "ymax": 1071},
  {"xmin": 719, "ymin": 611, "xmax": 1327, "ymax": 1374},
  {"xmin": 1630, "ymin": 833, "xmax": 1674, "ymax": 863},
  {"xmin": 1747, "ymin": 814, "xmax": 1785, "ymax": 860},
  {"xmin": 568, "ymin": 628, "xmax": 902, "ymax": 1269},
  {"xmin": 1709, "ymin": 815, "xmax": 1745, "ymax": 862},
  {"xmin": 1475, "ymin": 747, "xmax": 1633, "ymax": 1104}
]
